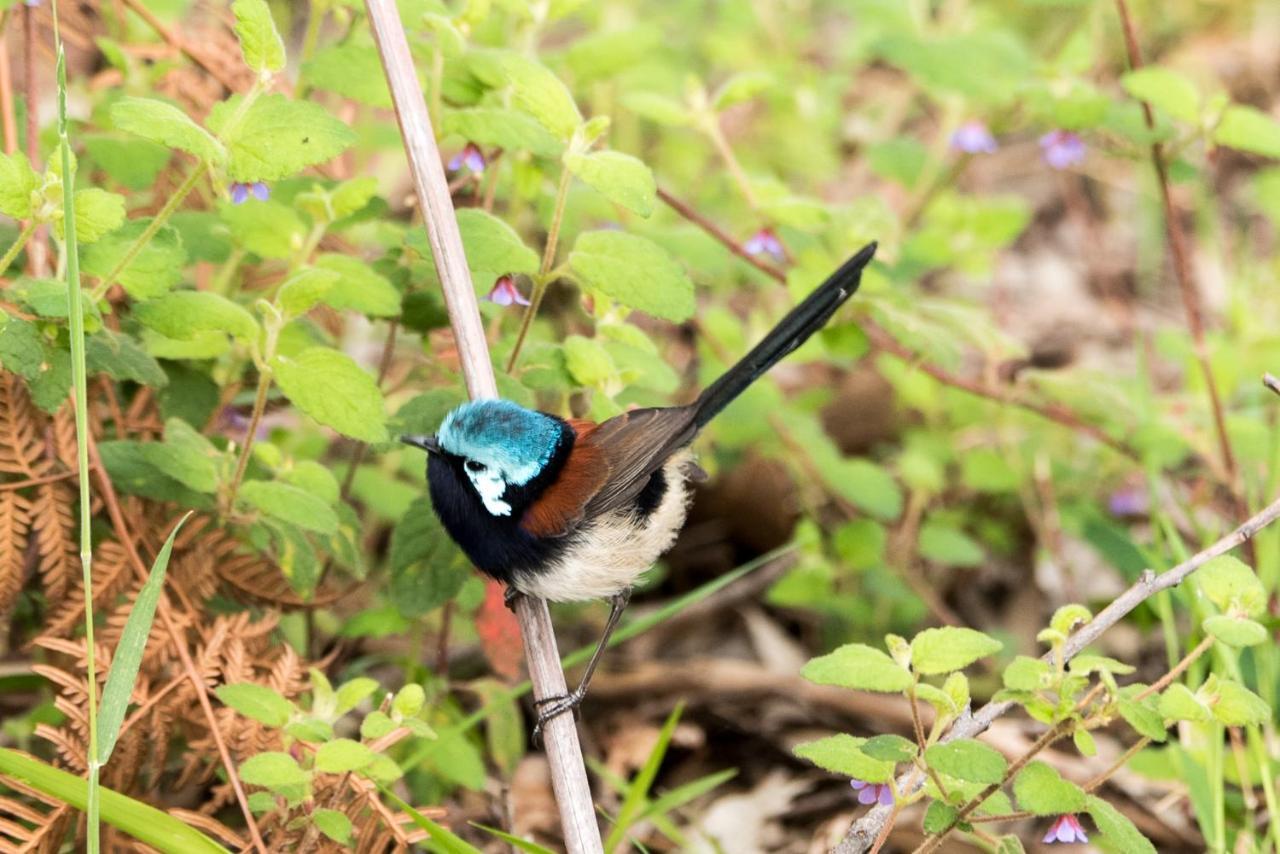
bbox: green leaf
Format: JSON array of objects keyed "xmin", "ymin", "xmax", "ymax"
[
  {"xmin": 60, "ymin": 188, "xmax": 125, "ymax": 244},
  {"xmin": 0, "ymin": 749, "xmax": 226, "ymax": 854},
  {"xmin": 361, "ymin": 710, "xmax": 396, "ymax": 740},
  {"xmin": 314, "ymin": 254, "xmax": 401, "ymax": 317},
  {"xmin": 1158, "ymin": 683, "xmax": 1210, "ymax": 722},
  {"xmin": 1050, "ymin": 604, "xmax": 1092, "ymax": 636},
  {"xmin": 315, "ymin": 738, "xmax": 377, "ymax": 774},
  {"xmin": 335, "ymin": 677, "xmax": 379, "ymax": 715},
  {"xmin": 604, "ymin": 703, "xmax": 683, "ymax": 852},
  {"xmin": 959, "ymin": 448, "xmax": 1018, "ymax": 493},
  {"xmin": 994, "ymin": 835, "xmax": 1026, "ymax": 854},
  {"xmin": 388, "ymin": 496, "xmax": 469, "ymax": 617},
  {"xmin": 393, "ymin": 684, "xmax": 426, "ymax": 718},
  {"xmin": 442, "ymin": 107, "xmax": 563, "ymax": 158},
  {"xmin": 923, "ymin": 801, "xmax": 958, "ymax": 834},
  {"xmin": 1214, "ymin": 105, "xmax": 1280, "ymax": 158},
  {"xmin": 454, "ymin": 208, "xmax": 539, "ymax": 277},
  {"xmin": 568, "ymin": 230, "xmax": 694, "ymax": 321},
  {"xmin": 134, "ymin": 291, "xmax": 258, "ymax": 343},
  {"xmin": 232, "ymin": 0, "xmax": 285, "ymax": 73},
  {"xmin": 1067, "ymin": 654, "xmax": 1135, "ymax": 676},
  {"xmin": 1121, "ymin": 67, "xmax": 1199, "ymax": 123},
  {"xmin": 238, "ymin": 480, "xmax": 339, "ymax": 534},
  {"xmin": 1118, "ymin": 696, "xmax": 1168, "ymax": 742},
  {"xmin": 712, "ymin": 71, "xmax": 773, "ymax": 110},
  {"xmin": 925, "ymin": 739, "xmax": 1007, "ymax": 785},
  {"xmin": 859, "ymin": 734, "xmax": 917, "ymax": 763},
  {"xmin": 313, "ymin": 808, "xmax": 352, "ymax": 845},
  {"xmin": 109, "ymin": 97, "xmax": 223, "ymax": 163},
  {"xmin": 1195, "ymin": 555, "xmax": 1265, "ymax": 616},
  {"xmin": 622, "ymin": 92, "xmax": 691, "ymax": 127},
  {"xmin": 83, "ymin": 135, "xmax": 170, "ymax": 191},
  {"xmin": 801, "ymin": 643, "xmax": 912, "ymax": 693},
  {"xmin": 918, "ymin": 521, "xmax": 984, "ymax": 567},
  {"xmin": 1003, "ymin": 656, "xmax": 1051, "ymax": 691},
  {"xmin": 238, "ymin": 751, "xmax": 309, "ymax": 791},
  {"xmin": 0, "ymin": 318, "xmax": 44, "ymax": 380},
  {"xmin": 485, "ymin": 52, "xmax": 582, "ymax": 140},
  {"xmin": 86, "ymin": 330, "xmax": 167, "ymax": 388},
  {"xmin": 0, "ymin": 151, "xmax": 38, "ymax": 218},
  {"xmin": 825, "ymin": 458, "xmax": 904, "ymax": 521},
  {"xmin": 472, "ymin": 824, "xmax": 558, "ymax": 854},
  {"xmin": 278, "ymin": 267, "xmax": 340, "ymax": 316},
  {"xmin": 562, "ymin": 335, "xmax": 616, "ymax": 388},
  {"xmin": 381, "ymin": 788, "xmax": 483, "ymax": 854},
  {"xmin": 564, "ymin": 150, "xmax": 656, "ymax": 217},
  {"xmin": 97, "ymin": 513, "xmax": 192, "ymax": 763},
  {"xmin": 208, "ymin": 94, "xmax": 356, "ymax": 181},
  {"xmin": 82, "ymin": 219, "xmax": 187, "ymax": 299},
  {"xmin": 1203, "ymin": 614, "xmax": 1267, "ymax": 647},
  {"xmin": 1086, "ymin": 795, "xmax": 1156, "ymax": 854},
  {"xmin": 564, "ymin": 25, "xmax": 661, "ymax": 84},
  {"xmin": 215, "ymin": 682, "xmax": 295, "ymax": 727},
  {"xmin": 301, "ymin": 42, "xmax": 391, "ymax": 108},
  {"xmin": 272, "ymin": 348, "xmax": 387, "ymax": 443},
  {"xmin": 1209, "ymin": 677, "xmax": 1271, "ymax": 726},
  {"xmin": 910, "ymin": 627, "xmax": 1002, "ymax": 675},
  {"xmin": 219, "ymin": 198, "xmax": 305, "ymax": 259},
  {"xmin": 1012, "ymin": 760, "xmax": 1086, "ymax": 815},
  {"xmin": 793, "ymin": 734, "xmax": 895, "ymax": 783},
  {"xmin": 283, "ymin": 459, "xmax": 339, "ymax": 505},
  {"xmin": 1073, "ymin": 728, "xmax": 1097, "ymax": 758}
]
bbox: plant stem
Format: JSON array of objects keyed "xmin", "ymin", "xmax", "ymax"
[
  {"xmin": 703, "ymin": 116, "xmax": 758, "ymax": 210},
  {"xmin": 505, "ymin": 164, "xmax": 572, "ymax": 371},
  {"xmin": 0, "ymin": 219, "xmax": 36, "ymax": 273},
  {"xmin": 89, "ymin": 164, "xmax": 206, "ymax": 300},
  {"xmin": 223, "ymin": 366, "xmax": 273, "ymax": 515},
  {"xmin": 53, "ymin": 19, "xmax": 99, "ymax": 851},
  {"xmin": 1135, "ymin": 634, "xmax": 1214, "ymax": 700}
]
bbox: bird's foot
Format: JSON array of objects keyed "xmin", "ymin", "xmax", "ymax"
[
  {"xmin": 531, "ymin": 689, "xmax": 585, "ymax": 745},
  {"xmin": 503, "ymin": 586, "xmax": 522, "ymax": 612}
]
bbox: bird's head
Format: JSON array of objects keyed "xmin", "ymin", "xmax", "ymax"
[{"xmin": 402, "ymin": 400, "xmax": 571, "ymax": 518}]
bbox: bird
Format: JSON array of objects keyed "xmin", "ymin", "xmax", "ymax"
[{"xmin": 402, "ymin": 241, "xmax": 876, "ymax": 735}]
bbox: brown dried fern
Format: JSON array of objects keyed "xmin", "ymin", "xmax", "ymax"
[
  {"xmin": 0, "ymin": 490, "xmax": 31, "ymax": 618},
  {"xmin": 26, "ymin": 482, "xmax": 75, "ymax": 604},
  {"xmin": 0, "ymin": 376, "xmax": 50, "ymax": 480}
]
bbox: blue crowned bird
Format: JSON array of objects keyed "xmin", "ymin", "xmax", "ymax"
[{"xmin": 402, "ymin": 242, "xmax": 876, "ymax": 734}]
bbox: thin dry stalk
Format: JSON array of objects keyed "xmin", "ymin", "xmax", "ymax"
[{"xmin": 363, "ymin": 2, "xmax": 602, "ymax": 851}]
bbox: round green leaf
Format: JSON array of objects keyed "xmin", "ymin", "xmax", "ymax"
[
  {"xmin": 801, "ymin": 643, "xmax": 912, "ymax": 693},
  {"xmin": 272, "ymin": 348, "xmax": 387, "ymax": 443}
]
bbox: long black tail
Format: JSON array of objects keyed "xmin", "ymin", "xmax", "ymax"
[{"xmin": 692, "ymin": 241, "xmax": 876, "ymax": 428}]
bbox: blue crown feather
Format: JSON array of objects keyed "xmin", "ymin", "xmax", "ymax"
[{"xmin": 436, "ymin": 400, "xmax": 564, "ymax": 486}]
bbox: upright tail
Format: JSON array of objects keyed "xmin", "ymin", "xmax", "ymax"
[{"xmin": 692, "ymin": 241, "xmax": 876, "ymax": 428}]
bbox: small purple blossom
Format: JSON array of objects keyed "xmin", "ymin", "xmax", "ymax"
[
  {"xmin": 1108, "ymin": 487, "xmax": 1148, "ymax": 517},
  {"xmin": 485, "ymin": 275, "xmax": 530, "ymax": 307},
  {"xmin": 743, "ymin": 228, "xmax": 785, "ymax": 262},
  {"xmin": 1040, "ymin": 131, "xmax": 1086, "ymax": 170},
  {"xmin": 229, "ymin": 181, "xmax": 269, "ymax": 204},
  {"xmin": 950, "ymin": 120, "xmax": 998, "ymax": 154},
  {"xmin": 1043, "ymin": 814, "xmax": 1089, "ymax": 844},
  {"xmin": 448, "ymin": 142, "xmax": 486, "ymax": 174},
  {"xmin": 850, "ymin": 779, "xmax": 894, "ymax": 807}
]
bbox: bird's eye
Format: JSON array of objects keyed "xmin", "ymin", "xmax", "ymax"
[{"xmin": 465, "ymin": 460, "xmax": 487, "ymax": 474}]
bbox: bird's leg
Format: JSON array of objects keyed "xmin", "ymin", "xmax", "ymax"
[
  {"xmin": 532, "ymin": 587, "xmax": 632, "ymax": 742},
  {"xmin": 503, "ymin": 584, "xmax": 522, "ymax": 612}
]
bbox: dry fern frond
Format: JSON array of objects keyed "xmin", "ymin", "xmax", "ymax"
[
  {"xmin": 0, "ymin": 375, "xmax": 51, "ymax": 480},
  {"xmin": 40, "ymin": 540, "xmax": 132, "ymax": 639},
  {"xmin": 27, "ymin": 481, "xmax": 76, "ymax": 604},
  {"xmin": 0, "ymin": 490, "xmax": 31, "ymax": 618},
  {"xmin": 0, "ymin": 775, "xmax": 74, "ymax": 854}
]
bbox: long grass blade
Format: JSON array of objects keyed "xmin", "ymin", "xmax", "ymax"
[
  {"xmin": 470, "ymin": 823, "xmax": 558, "ymax": 854},
  {"xmin": 378, "ymin": 787, "xmax": 482, "ymax": 854},
  {"xmin": 0, "ymin": 749, "xmax": 228, "ymax": 853},
  {"xmin": 604, "ymin": 703, "xmax": 684, "ymax": 853},
  {"xmin": 51, "ymin": 1, "xmax": 100, "ymax": 849},
  {"xmin": 96, "ymin": 512, "xmax": 192, "ymax": 764}
]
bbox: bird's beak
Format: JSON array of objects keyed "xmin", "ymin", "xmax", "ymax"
[{"xmin": 400, "ymin": 434, "xmax": 441, "ymax": 455}]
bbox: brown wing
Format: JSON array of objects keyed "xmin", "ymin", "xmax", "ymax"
[
  {"xmin": 519, "ymin": 420, "xmax": 611, "ymax": 538},
  {"xmin": 579, "ymin": 405, "xmax": 699, "ymax": 518}
]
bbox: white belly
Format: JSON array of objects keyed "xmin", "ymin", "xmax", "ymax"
[{"xmin": 512, "ymin": 453, "xmax": 693, "ymax": 602}]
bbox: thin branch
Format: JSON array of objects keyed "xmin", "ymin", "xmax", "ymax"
[
  {"xmin": 364, "ymin": 3, "xmax": 602, "ymax": 851},
  {"xmin": 118, "ymin": 0, "xmax": 240, "ymax": 92},
  {"xmin": 836, "ymin": 489, "xmax": 1280, "ymax": 853},
  {"xmin": 22, "ymin": 2, "xmax": 47, "ymax": 278},
  {"xmin": 656, "ymin": 187, "xmax": 1140, "ymax": 460},
  {"xmin": 0, "ymin": 11, "xmax": 17, "ymax": 155},
  {"xmin": 1113, "ymin": 0, "xmax": 1243, "ymax": 513},
  {"xmin": 1263, "ymin": 373, "xmax": 1280, "ymax": 397}
]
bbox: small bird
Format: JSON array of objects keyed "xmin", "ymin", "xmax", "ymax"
[{"xmin": 402, "ymin": 242, "xmax": 876, "ymax": 733}]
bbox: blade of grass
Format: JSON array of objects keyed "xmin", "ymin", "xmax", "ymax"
[
  {"xmin": 398, "ymin": 546, "xmax": 795, "ymax": 771},
  {"xmin": 471, "ymin": 823, "xmax": 558, "ymax": 854},
  {"xmin": 378, "ymin": 786, "xmax": 481, "ymax": 854},
  {"xmin": 51, "ymin": 2, "xmax": 99, "ymax": 849},
  {"xmin": 638, "ymin": 768, "xmax": 737, "ymax": 825},
  {"xmin": 0, "ymin": 748, "xmax": 227, "ymax": 853},
  {"xmin": 604, "ymin": 703, "xmax": 684, "ymax": 853},
  {"xmin": 96, "ymin": 512, "xmax": 192, "ymax": 764}
]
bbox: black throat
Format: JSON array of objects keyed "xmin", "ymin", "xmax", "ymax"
[{"xmin": 425, "ymin": 419, "xmax": 575, "ymax": 585}]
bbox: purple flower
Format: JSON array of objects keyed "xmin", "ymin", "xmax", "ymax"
[
  {"xmin": 850, "ymin": 779, "xmax": 894, "ymax": 807},
  {"xmin": 1039, "ymin": 131, "xmax": 1086, "ymax": 170},
  {"xmin": 1107, "ymin": 487, "xmax": 1148, "ymax": 517},
  {"xmin": 229, "ymin": 181, "xmax": 269, "ymax": 204},
  {"xmin": 1043, "ymin": 814, "xmax": 1089, "ymax": 844},
  {"xmin": 743, "ymin": 228, "xmax": 785, "ymax": 262},
  {"xmin": 485, "ymin": 275, "xmax": 530, "ymax": 307},
  {"xmin": 448, "ymin": 142, "xmax": 486, "ymax": 174},
  {"xmin": 950, "ymin": 120, "xmax": 998, "ymax": 154}
]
